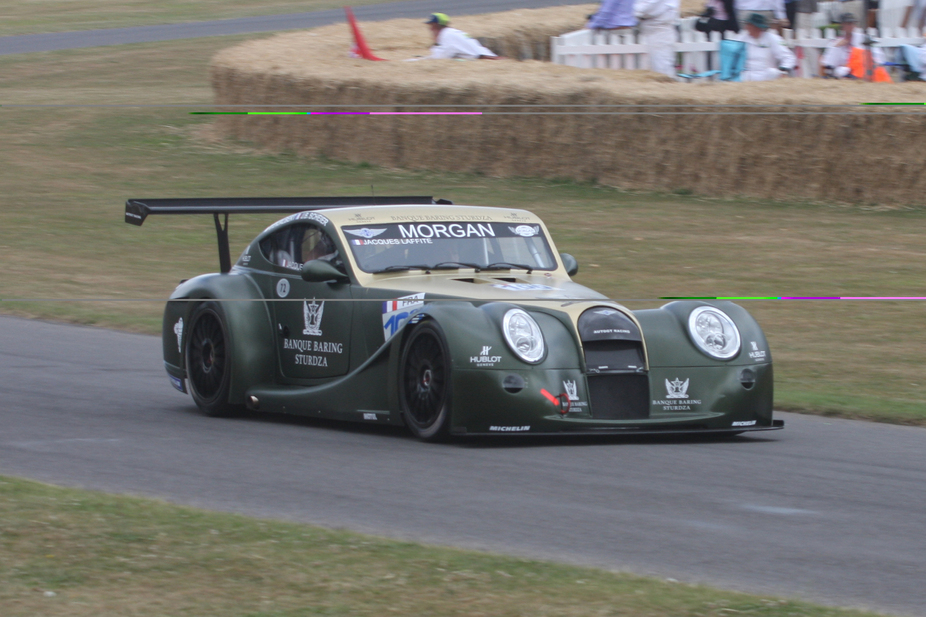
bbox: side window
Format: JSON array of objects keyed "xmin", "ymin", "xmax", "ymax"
[{"xmin": 259, "ymin": 224, "xmax": 342, "ymax": 271}]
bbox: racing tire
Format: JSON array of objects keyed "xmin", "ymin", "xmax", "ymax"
[
  {"xmin": 185, "ymin": 301, "xmax": 238, "ymax": 418},
  {"xmin": 399, "ymin": 322, "xmax": 452, "ymax": 441}
]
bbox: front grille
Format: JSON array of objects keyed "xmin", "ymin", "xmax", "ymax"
[
  {"xmin": 588, "ymin": 374, "xmax": 650, "ymax": 420},
  {"xmin": 583, "ymin": 340, "xmax": 645, "ymax": 373}
]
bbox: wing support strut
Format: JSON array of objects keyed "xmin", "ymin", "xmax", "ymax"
[
  {"xmin": 124, "ymin": 196, "xmax": 449, "ymax": 274},
  {"xmin": 214, "ymin": 213, "xmax": 231, "ymax": 273}
]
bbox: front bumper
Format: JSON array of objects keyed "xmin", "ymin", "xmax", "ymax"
[{"xmin": 449, "ymin": 364, "xmax": 776, "ymax": 435}]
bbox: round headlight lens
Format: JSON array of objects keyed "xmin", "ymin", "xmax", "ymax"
[
  {"xmin": 502, "ymin": 309, "xmax": 545, "ymax": 364},
  {"xmin": 687, "ymin": 306, "xmax": 741, "ymax": 360}
]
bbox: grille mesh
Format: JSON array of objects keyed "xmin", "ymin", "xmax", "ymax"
[{"xmin": 587, "ymin": 374, "xmax": 650, "ymax": 420}]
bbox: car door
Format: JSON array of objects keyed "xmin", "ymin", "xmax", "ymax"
[{"xmin": 261, "ymin": 222, "xmax": 353, "ymax": 381}]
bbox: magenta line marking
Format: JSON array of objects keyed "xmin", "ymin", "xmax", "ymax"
[
  {"xmin": 370, "ymin": 112, "xmax": 482, "ymax": 115},
  {"xmin": 840, "ymin": 297, "xmax": 926, "ymax": 300}
]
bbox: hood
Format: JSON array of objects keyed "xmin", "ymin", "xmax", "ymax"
[{"xmin": 361, "ymin": 271, "xmax": 607, "ymax": 303}]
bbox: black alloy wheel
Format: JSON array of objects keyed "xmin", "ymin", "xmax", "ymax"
[
  {"xmin": 400, "ymin": 322, "xmax": 452, "ymax": 441},
  {"xmin": 186, "ymin": 301, "xmax": 236, "ymax": 417}
]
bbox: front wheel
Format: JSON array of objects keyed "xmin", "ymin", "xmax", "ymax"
[
  {"xmin": 399, "ymin": 322, "xmax": 452, "ymax": 441},
  {"xmin": 186, "ymin": 301, "xmax": 238, "ymax": 417}
]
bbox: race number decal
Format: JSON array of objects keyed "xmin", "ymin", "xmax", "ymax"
[{"xmin": 382, "ymin": 294, "xmax": 425, "ymax": 340}]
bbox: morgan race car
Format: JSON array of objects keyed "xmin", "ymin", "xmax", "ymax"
[{"xmin": 126, "ymin": 196, "xmax": 782, "ymax": 440}]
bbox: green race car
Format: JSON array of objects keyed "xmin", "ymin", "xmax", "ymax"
[{"xmin": 126, "ymin": 196, "xmax": 782, "ymax": 440}]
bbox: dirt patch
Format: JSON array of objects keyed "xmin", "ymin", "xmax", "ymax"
[{"xmin": 208, "ymin": 6, "xmax": 926, "ymax": 204}]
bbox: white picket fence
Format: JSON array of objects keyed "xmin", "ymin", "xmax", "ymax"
[{"xmin": 552, "ymin": 2, "xmax": 924, "ymax": 78}]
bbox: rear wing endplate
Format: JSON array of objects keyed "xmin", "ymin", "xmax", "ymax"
[{"xmin": 125, "ymin": 196, "xmax": 449, "ymax": 273}]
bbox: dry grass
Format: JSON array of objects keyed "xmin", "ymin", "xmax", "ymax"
[
  {"xmin": 0, "ymin": 475, "xmax": 887, "ymax": 617},
  {"xmin": 208, "ymin": 7, "xmax": 926, "ymax": 204},
  {"xmin": 210, "ymin": 6, "xmax": 926, "ymax": 104}
]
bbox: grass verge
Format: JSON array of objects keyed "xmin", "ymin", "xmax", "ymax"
[
  {"xmin": 0, "ymin": 0, "xmax": 393, "ymax": 37},
  {"xmin": 0, "ymin": 475, "xmax": 890, "ymax": 617},
  {"xmin": 1, "ymin": 38, "xmax": 924, "ymax": 426}
]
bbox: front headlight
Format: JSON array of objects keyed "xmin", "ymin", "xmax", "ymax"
[
  {"xmin": 502, "ymin": 309, "xmax": 545, "ymax": 364},
  {"xmin": 688, "ymin": 306, "xmax": 741, "ymax": 360}
]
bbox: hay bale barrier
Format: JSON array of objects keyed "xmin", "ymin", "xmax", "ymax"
[{"xmin": 210, "ymin": 6, "xmax": 926, "ymax": 204}]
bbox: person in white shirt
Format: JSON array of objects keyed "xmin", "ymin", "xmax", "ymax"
[
  {"xmin": 425, "ymin": 13, "xmax": 498, "ymax": 60},
  {"xmin": 820, "ymin": 13, "xmax": 885, "ymax": 78},
  {"xmin": 739, "ymin": 13, "xmax": 795, "ymax": 81},
  {"xmin": 635, "ymin": 0, "xmax": 681, "ymax": 76}
]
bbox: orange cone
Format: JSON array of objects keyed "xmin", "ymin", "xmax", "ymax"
[
  {"xmin": 848, "ymin": 47, "xmax": 892, "ymax": 82},
  {"xmin": 345, "ymin": 7, "xmax": 386, "ymax": 61}
]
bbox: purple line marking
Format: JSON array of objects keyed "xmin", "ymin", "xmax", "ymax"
[
  {"xmin": 840, "ymin": 297, "xmax": 926, "ymax": 300},
  {"xmin": 781, "ymin": 297, "xmax": 841, "ymax": 300}
]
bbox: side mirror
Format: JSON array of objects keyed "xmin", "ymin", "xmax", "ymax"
[
  {"xmin": 301, "ymin": 260, "xmax": 348, "ymax": 283},
  {"xmin": 560, "ymin": 253, "xmax": 579, "ymax": 277}
]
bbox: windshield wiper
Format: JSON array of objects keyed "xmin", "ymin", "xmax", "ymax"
[
  {"xmin": 432, "ymin": 261, "xmax": 482, "ymax": 271},
  {"xmin": 370, "ymin": 264, "xmax": 432, "ymax": 274},
  {"xmin": 482, "ymin": 262, "xmax": 534, "ymax": 274}
]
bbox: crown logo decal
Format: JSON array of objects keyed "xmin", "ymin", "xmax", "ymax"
[{"xmin": 665, "ymin": 377, "xmax": 690, "ymax": 399}]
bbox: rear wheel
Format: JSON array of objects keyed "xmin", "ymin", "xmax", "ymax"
[
  {"xmin": 186, "ymin": 301, "xmax": 237, "ymax": 417},
  {"xmin": 399, "ymin": 322, "xmax": 452, "ymax": 441}
]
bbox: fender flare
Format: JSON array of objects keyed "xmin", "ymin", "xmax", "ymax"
[{"xmin": 165, "ymin": 273, "xmax": 274, "ymax": 404}]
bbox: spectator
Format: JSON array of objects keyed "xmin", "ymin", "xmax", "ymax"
[
  {"xmin": 793, "ymin": 0, "xmax": 818, "ymax": 32},
  {"xmin": 837, "ymin": 0, "xmax": 866, "ymax": 28},
  {"xmin": 635, "ymin": 0, "xmax": 681, "ymax": 76},
  {"xmin": 695, "ymin": 0, "xmax": 740, "ymax": 36},
  {"xmin": 820, "ymin": 13, "xmax": 886, "ymax": 78},
  {"xmin": 900, "ymin": 0, "xmax": 926, "ymax": 31},
  {"xmin": 424, "ymin": 13, "xmax": 498, "ymax": 59},
  {"xmin": 739, "ymin": 13, "xmax": 795, "ymax": 80},
  {"xmin": 735, "ymin": 0, "xmax": 786, "ymax": 32},
  {"xmin": 867, "ymin": 0, "xmax": 879, "ymax": 30},
  {"xmin": 785, "ymin": 0, "xmax": 798, "ymax": 31},
  {"xmin": 586, "ymin": 0, "xmax": 637, "ymax": 29}
]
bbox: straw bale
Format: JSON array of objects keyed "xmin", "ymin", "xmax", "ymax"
[{"xmin": 209, "ymin": 6, "xmax": 926, "ymax": 204}]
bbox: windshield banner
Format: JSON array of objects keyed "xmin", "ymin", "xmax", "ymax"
[{"xmin": 343, "ymin": 222, "xmax": 542, "ymax": 245}]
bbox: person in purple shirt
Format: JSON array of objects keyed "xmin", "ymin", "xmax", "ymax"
[{"xmin": 586, "ymin": 0, "xmax": 637, "ymax": 29}]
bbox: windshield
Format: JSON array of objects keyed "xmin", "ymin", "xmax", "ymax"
[{"xmin": 343, "ymin": 222, "xmax": 557, "ymax": 274}]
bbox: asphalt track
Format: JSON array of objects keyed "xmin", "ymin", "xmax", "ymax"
[
  {"xmin": 1, "ymin": 315, "xmax": 925, "ymax": 615},
  {"xmin": 0, "ymin": 0, "xmax": 590, "ymax": 56}
]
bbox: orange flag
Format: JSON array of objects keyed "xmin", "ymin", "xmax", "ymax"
[{"xmin": 345, "ymin": 7, "xmax": 386, "ymax": 61}]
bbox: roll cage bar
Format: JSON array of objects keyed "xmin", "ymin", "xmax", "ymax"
[{"xmin": 125, "ymin": 196, "xmax": 451, "ymax": 273}]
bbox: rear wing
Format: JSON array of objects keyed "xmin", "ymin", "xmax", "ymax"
[{"xmin": 125, "ymin": 196, "xmax": 449, "ymax": 273}]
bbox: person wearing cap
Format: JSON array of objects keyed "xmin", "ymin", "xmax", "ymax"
[
  {"xmin": 635, "ymin": 0, "xmax": 681, "ymax": 77},
  {"xmin": 734, "ymin": 0, "xmax": 786, "ymax": 33},
  {"xmin": 739, "ymin": 13, "xmax": 795, "ymax": 80},
  {"xmin": 820, "ymin": 12, "xmax": 885, "ymax": 78},
  {"xmin": 424, "ymin": 13, "xmax": 498, "ymax": 60}
]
